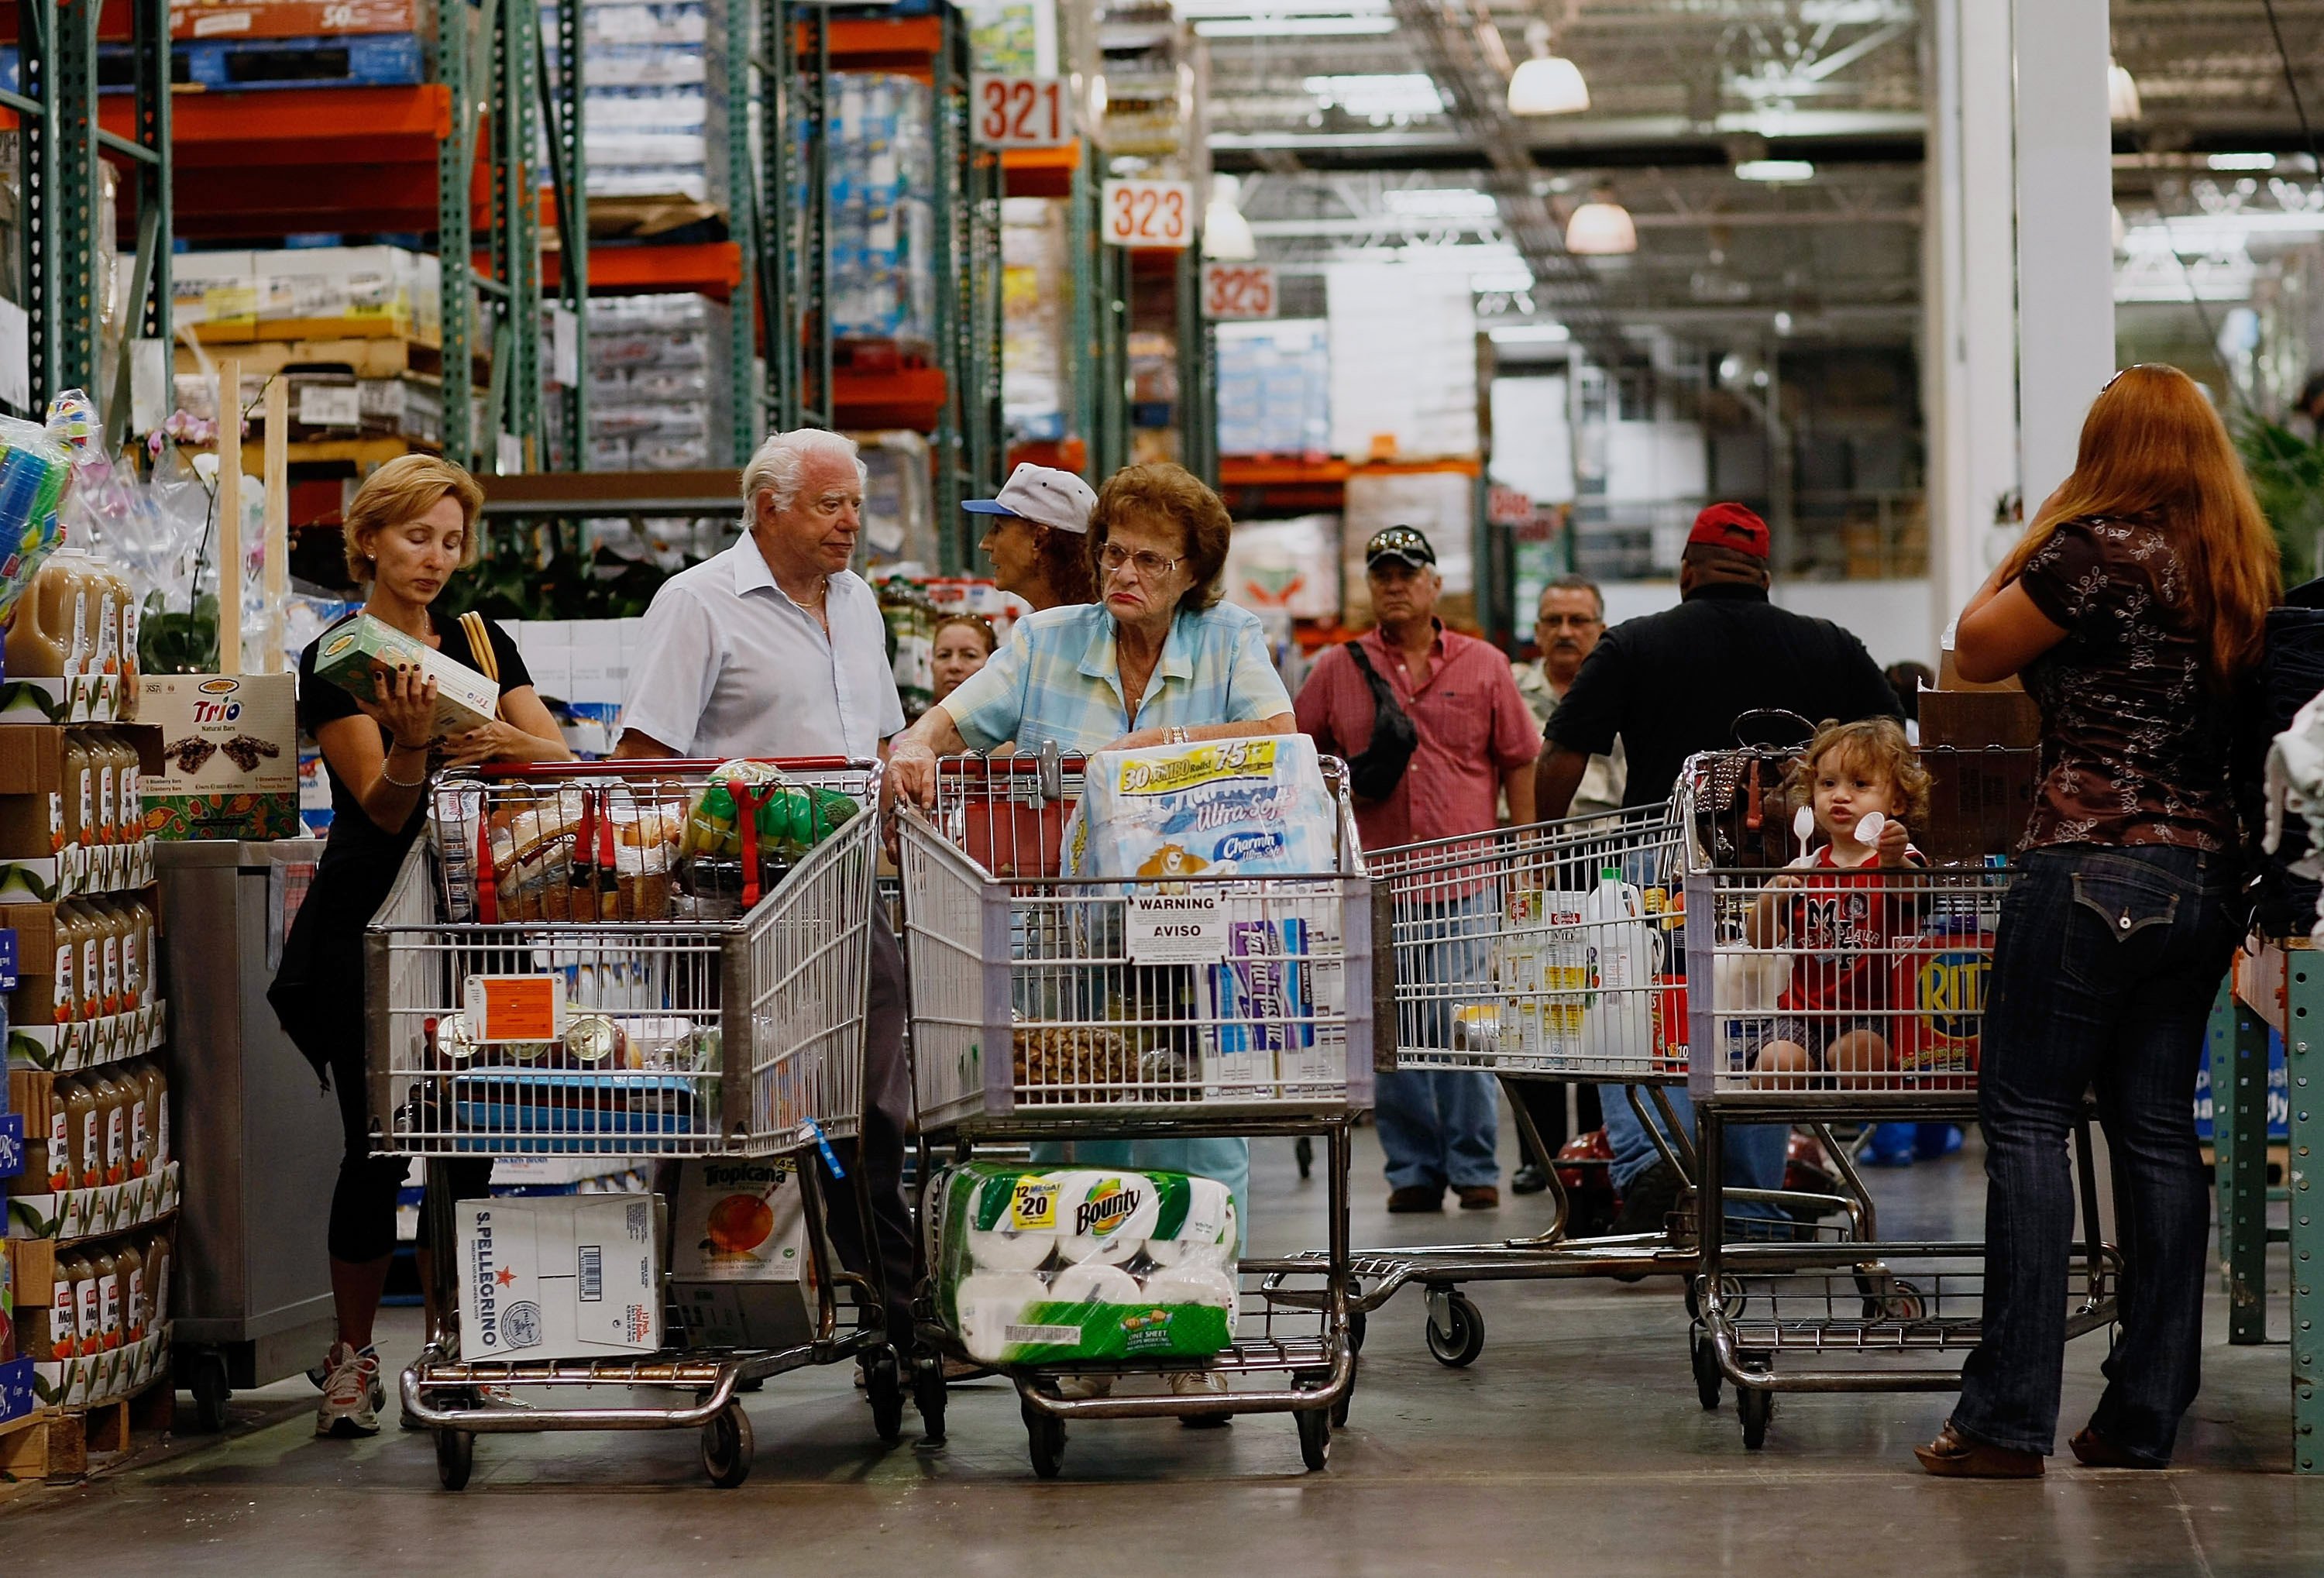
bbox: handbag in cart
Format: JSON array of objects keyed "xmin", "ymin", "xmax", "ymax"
[{"xmin": 1686, "ymin": 709, "xmax": 1816, "ymax": 868}]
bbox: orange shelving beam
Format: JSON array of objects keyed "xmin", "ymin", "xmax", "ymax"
[
  {"xmin": 1002, "ymin": 143, "xmax": 1078, "ymax": 200},
  {"xmin": 792, "ymin": 15, "xmax": 944, "ymax": 75},
  {"xmin": 542, "ymin": 242, "xmax": 744, "ymax": 301}
]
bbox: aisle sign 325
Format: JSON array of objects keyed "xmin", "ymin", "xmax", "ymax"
[
  {"xmin": 1202, "ymin": 263, "xmax": 1277, "ymax": 320},
  {"xmin": 971, "ymin": 74, "xmax": 1071, "ymax": 148},
  {"xmin": 1102, "ymin": 179, "xmax": 1194, "ymax": 249}
]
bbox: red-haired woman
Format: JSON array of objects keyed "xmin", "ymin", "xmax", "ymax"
[{"xmin": 1920, "ymin": 365, "xmax": 2281, "ymax": 1477}]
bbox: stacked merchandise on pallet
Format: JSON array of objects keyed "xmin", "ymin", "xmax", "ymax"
[
  {"xmin": 1215, "ymin": 321, "xmax": 1330, "ymax": 458},
  {"xmin": 169, "ymin": 246, "xmax": 476, "ymax": 453},
  {"xmin": 1001, "ymin": 199, "xmax": 1068, "ymax": 445},
  {"xmin": 561, "ymin": 0, "xmax": 720, "ymax": 204},
  {"xmin": 585, "ymin": 293, "xmax": 731, "ymax": 472},
  {"xmin": 813, "ymin": 74, "xmax": 937, "ymax": 356}
]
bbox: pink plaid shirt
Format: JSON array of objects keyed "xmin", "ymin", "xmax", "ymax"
[{"xmin": 1294, "ymin": 623, "xmax": 1541, "ymax": 854}]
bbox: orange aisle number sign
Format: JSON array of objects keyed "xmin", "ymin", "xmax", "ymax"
[
  {"xmin": 465, "ymin": 975, "xmax": 564, "ymax": 1043},
  {"xmin": 1102, "ymin": 179, "xmax": 1194, "ymax": 249},
  {"xmin": 1202, "ymin": 263, "xmax": 1277, "ymax": 320},
  {"xmin": 972, "ymin": 74, "xmax": 1071, "ymax": 148}
]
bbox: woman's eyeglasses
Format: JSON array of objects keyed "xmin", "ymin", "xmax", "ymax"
[{"xmin": 1098, "ymin": 543, "xmax": 1181, "ymax": 580}]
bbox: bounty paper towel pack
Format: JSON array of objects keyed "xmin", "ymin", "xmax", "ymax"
[
  {"xmin": 929, "ymin": 1162, "xmax": 1239, "ymax": 1365},
  {"xmin": 1065, "ymin": 735, "xmax": 1337, "ymax": 881}
]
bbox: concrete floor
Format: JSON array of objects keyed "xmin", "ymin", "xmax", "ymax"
[{"xmin": 6, "ymin": 1114, "xmax": 2320, "ymax": 1576}]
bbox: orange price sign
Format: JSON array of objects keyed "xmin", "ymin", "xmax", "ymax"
[
  {"xmin": 971, "ymin": 74, "xmax": 1072, "ymax": 148},
  {"xmin": 465, "ymin": 975, "xmax": 564, "ymax": 1043},
  {"xmin": 1202, "ymin": 263, "xmax": 1277, "ymax": 321},
  {"xmin": 1101, "ymin": 179, "xmax": 1195, "ymax": 249}
]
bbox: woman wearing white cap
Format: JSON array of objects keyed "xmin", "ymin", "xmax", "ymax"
[{"xmin": 964, "ymin": 462, "xmax": 1099, "ymax": 610}]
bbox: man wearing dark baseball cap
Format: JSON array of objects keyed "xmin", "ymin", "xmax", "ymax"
[{"xmin": 1536, "ymin": 500, "xmax": 1899, "ymax": 1242}]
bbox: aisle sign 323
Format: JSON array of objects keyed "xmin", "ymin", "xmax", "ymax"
[{"xmin": 1102, "ymin": 180, "xmax": 1194, "ymax": 249}]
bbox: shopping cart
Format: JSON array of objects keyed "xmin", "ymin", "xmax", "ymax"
[
  {"xmin": 364, "ymin": 757, "xmax": 890, "ymax": 1489},
  {"xmin": 1270, "ymin": 800, "xmax": 1876, "ymax": 1373},
  {"xmin": 896, "ymin": 747, "xmax": 1373, "ymax": 1475},
  {"xmin": 1678, "ymin": 751, "xmax": 2119, "ymax": 1449}
]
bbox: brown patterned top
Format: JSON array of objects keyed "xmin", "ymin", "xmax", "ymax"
[{"xmin": 2015, "ymin": 515, "xmax": 2236, "ymax": 852}]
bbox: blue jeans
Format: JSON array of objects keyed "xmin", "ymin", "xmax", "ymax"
[
  {"xmin": 1598, "ymin": 1085, "xmax": 1789, "ymax": 1222},
  {"xmin": 1375, "ymin": 1068, "xmax": 1501, "ymax": 1191},
  {"xmin": 1378, "ymin": 887, "xmax": 1499, "ymax": 1191},
  {"xmin": 1951, "ymin": 844, "xmax": 2235, "ymax": 1463}
]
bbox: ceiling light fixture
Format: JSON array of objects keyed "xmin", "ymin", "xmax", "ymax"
[
  {"xmin": 2108, "ymin": 60, "xmax": 2141, "ymax": 122},
  {"xmin": 1734, "ymin": 158, "xmax": 1814, "ymax": 183},
  {"xmin": 2206, "ymin": 152, "xmax": 2276, "ymax": 171},
  {"xmin": 1507, "ymin": 19, "xmax": 1590, "ymax": 116},
  {"xmin": 1301, "ymin": 73, "xmax": 1446, "ymax": 118},
  {"xmin": 1488, "ymin": 323, "xmax": 1571, "ymax": 344},
  {"xmin": 1203, "ymin": 174, "xmax": 1258, "ymax": 261},
  {"xmin": 1563, "ymin": 191, "xmax": 1636, "ymax": 256}
]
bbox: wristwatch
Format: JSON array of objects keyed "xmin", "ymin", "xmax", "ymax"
[{"xmin": 1166, "ymin": 726, "xmax": 1188, "ymax": 745}]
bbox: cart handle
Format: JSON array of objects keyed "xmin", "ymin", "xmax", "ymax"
[{"xmin": 458, "ymin": 755, "xmax": 871, "ymax": 779}]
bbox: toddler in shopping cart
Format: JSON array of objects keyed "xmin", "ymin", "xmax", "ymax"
[{"xmin": 1744, "ymin": 717, "xmax": 1930, "ymax": 1086}]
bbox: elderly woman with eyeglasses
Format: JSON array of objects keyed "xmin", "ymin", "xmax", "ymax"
[
  {"xmin": 888, "ymin": 465, "xmax": 1293, "ymax": 1362},
  {"xmin": 887, "ymin": 461, "xmax": 1294, "ymax": 799}
]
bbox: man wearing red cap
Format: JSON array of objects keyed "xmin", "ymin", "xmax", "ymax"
[{"xmin": 1535, "ymin": 501, "xmax": 1900, "ymax": 1238}]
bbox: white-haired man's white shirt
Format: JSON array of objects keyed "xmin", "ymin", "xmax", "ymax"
[{"xmin": 621, "ymin": 536, "xmax": 904, "ymax": 760}]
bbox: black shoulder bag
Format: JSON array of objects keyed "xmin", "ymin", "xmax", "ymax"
[{"xmin": 1343, "ymin": 641, "xmax": 1419, "ymax": 805}]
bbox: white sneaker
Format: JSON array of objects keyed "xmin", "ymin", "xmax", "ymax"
[
  {"xmin": 1169, "ymin": 1369, "xmax": 1232, "ymax": 1427},
  {"xmin": 308, "ymin": 1347, "xmax": 386, "ymax": 1414},
  {"xmin": 1052, "ymin": 1374, "xmax": 1115, "ymax": 1400},
  {"xmin": 315, "ymin": 1343, "xmax": 381, "ymax": 1438}
]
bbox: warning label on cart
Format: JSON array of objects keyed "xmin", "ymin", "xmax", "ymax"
[
  {"xmin": 465, "ymin": 975, "xmax": 565, "ymax": 1043},
  {"xmin": 1127, "ymin": 892, "xmax": 1227, "ymax": 963}
]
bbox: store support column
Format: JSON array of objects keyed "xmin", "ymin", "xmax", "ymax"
[
  {"xmin": 1921, "ymin": 0, "xmax": 2018, "ymax": 637},
  {"xmin": 2010, "ymin": 0, "xmax": 2115, "ymax": 501}
]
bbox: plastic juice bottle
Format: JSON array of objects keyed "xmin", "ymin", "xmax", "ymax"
[
  {"xmin": 72, "ymin": 1249, "xmax": 103, "ymax": 1364},
  {"xmin": 59, "ymin": 729, "xmax": 91, "ymax": 852},
  {"xmin": 46, "ymin": 902, "xmax": 77, "ymax": 1026},
  {"xmin": 111, "ymin": 735, "xmax": 143, "ymax": 846},
  {"xmin": 119, "ymin": 587, "xmax": 140, "ymax": 694},
  {"xmin": 64, "ymin": 901, "xmax": 101, "ymax": 1022},
  {"xmin": 92, "ymin": 561, "xmax": 121, "ymax": 678},
  {"xmin": 98, "ymin": 899, "xmax": 125, "ymax": 1016},
  {"xmin": 116, "ymin": 1239, "xmax": 146, "ymax": 1344},
  {"xmin": 91, "ymin": 734, "xmax": 118, "ymax": 846},
  {"xmin": 125, "ymin": 894, "xmax": 156, "ymax": 1012},
  {"xmin": 52, "ymin": 1251, "xmax": 91, "ymax": 1360},
  {"xmin": 33, "ymin": 1090, "xmax": 71, "ymax": 1191},
  {"xmin": 132, "ymin": 1061, "xmax": 163, "ymax": 1176},
  {"xmin": 146, "ymin": 1233, "xmax": 172, "ymax": 1332},
  {"xmin": 91, "ymin": 1067, "xmax": 131, "ymax": 1184},
  {"xmin": 89, "ymin": 1243, "xmax": 122, "ymax": 1352},
  {"xmin": 2, "ymin": 534, "xmax": 70, "ymax": 678},
  {"xmin": 60, "ymin": 1074, "xmax": 99, "ymax": 1186}
]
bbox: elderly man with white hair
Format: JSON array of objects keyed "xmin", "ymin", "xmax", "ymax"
[{"xmin": 617, "ymin": 428, "xmax": 922, "ymax": 1426}]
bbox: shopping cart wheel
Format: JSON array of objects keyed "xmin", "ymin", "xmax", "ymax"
[
  {"xmin": 1296, "ymin": 1403, "xmax": 1332, "ymax": 1470},
  {"xmin": 1295, "ymin": 1135, "xmax": 1315, "ymax": 1179},
  {"xmin": 1689, "ymin": 1327, "xmax": 1723, "ymax": 1411},
  {"xmin": 187, "ymin": 1349, "xmax": 231, "ymax": 1433},
  {"xmin": 1348, "ymin": 1300, "xmax": 1368, "ymax": 1356},
  {"xmin": 912, "ymin": 1356, "xmax": 948, "ymax": 1447},
  {"xmin": 1023, "ymin": 1399, "xmax": 1067, "ymax": 1479},
  {"xmin": 865, "ymin": 1353, "xmax": 906, "ymax": 1445},
  {"xmin": 1735, "ymin": 1383, "xmax": 1773, "ymax": 1449},
  {"xmin": 700, "ymin": 1400, "xmax": 754, "ymax": 1488},
  {"xmin": 434, "ymin": 1427, "xmax": 475, "ymax": 1492},
  {"xmin": 1424, "ymin": 1289, "xmax": 1485, "ymax": 1368}
]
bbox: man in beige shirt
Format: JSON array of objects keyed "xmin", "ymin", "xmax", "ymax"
[
  {"xmin": 1508, "ymin": 574, "xmax": 1620, "ymax": 1197},
  {"xmin": 1513, "ymin": 575, "xmax": 1625, "ymax": 815}
]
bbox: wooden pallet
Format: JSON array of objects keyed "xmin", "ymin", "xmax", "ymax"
[{"xmin": 0, "ymin": 1371, "xmax": 172, "ymax": 1483}]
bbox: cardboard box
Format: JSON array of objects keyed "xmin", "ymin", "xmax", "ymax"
[
  {"xmin": 311, "ymin": 614, "xmax": 500, "ymax": 739},
  {"xmin": 169, "ymin": 0, "xmax": 424, "ymax": 41},
  {"xmin": 456, "ymin": 1195, "xmax": 663, "ymax": 1363},
  {"xmin": 0, "ymin": 726, "xmax": 163, "ymax": 900},
  {"xmin": 1917, "ymin": 687, "xmax": 2040, "ymax": 751},
  {"xmin": 1935, "ymin": 645, "xmax": 2029, "ymax": 695},
  {"xmin": 668, "ymin": 1158, "xmax": 813, "ymax": 1351},
  {"xmin": 137, "ymin": 675, "xmax": 300, "ymax": 841}
]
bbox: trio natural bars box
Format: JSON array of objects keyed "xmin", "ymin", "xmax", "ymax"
[
  {"xmin": 138, "ymin": 674, "xmax": 301, "ymax": 840},
  {"xmin": 311, "ymin": 614, "xmax": 499, "ymax": 739}
]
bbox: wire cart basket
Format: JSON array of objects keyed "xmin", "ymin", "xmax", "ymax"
[
  {"xmin": 364, "ymin": 757, "xmax": 892, "ymax": 1489},
  {"xmin": 1270, "ymin": 799, "xmax": 1882, "ymax": 1372},
  {"xmin": 897, "ymin": 747, "xmax": 1374, "ymax": 1475},
  {"xmin": 1677, "ymin": 750, "xmax": 2119, "ymax": 1449}
]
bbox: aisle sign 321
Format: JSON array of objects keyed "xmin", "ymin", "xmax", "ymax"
[
  {"xmin": 971, "ymin": 74, "xmax": 1071, "ymax": 148},
  {"xmin": 1202, "ymin": 263, "xmax": 1277, "ymax": 320},
  {"xmin": 1101, "ymin": 180, "xmax": 1194, "ymax": 249}
]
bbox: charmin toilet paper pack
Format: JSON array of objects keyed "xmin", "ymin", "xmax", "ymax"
[
  {"xmin": 928, "ymin": 1162, "xmax": 1242, "ymax": 1365},
  {"xmin": 1064, "ymin": 735, "xmax": 1338, "ymax": 881}
]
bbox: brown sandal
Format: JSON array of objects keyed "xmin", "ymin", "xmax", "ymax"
[{"xmin": 1915, "ymin": 1421, "xmax": 2045, "ymax": 1478}]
